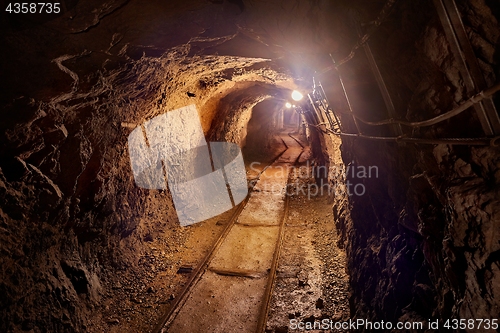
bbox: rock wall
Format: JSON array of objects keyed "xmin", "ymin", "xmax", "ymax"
[
  {"xmin": 327, "ymin": 0, "xmax": 500, "ymax": 329},
  {"xmin": 0, "ymin": 1, "xmax": 299, "ymax": 330}
]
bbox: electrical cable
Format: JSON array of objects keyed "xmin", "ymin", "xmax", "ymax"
[
  {"xmin": 308, "ymin": 122, "xmax": 499, "ymax": 146},
  {"xmin": 334, "ymin": 82, "xmax": 500, "ymax": 128}
]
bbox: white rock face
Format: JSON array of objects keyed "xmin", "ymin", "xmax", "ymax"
[{"xmin": 129, "ymin": 105, "xmax": 247, "ymax": 226}]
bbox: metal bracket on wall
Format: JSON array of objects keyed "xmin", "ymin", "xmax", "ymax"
[
  {"xmin": 330, "ymin": 54, "xmax": 363, "ymax": 134},
  {"xmin": 308, "ymin": 81, "xmax": 342, "ymax": 134},
  {"xmin": 318, "ymin": 82, "xmax": 343, "ymax": 133},
  {"xmin": 433, "ymin": 0, "xmax": 500, "ymax": 135},
  {"xmin": 354, "ymin": 20, "xmax": 403, "ymax": 137}
]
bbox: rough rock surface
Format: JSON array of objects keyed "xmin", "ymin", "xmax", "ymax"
[{"xmin": 328, "ymin": 0, "xmax": 500, "ymax": 329}]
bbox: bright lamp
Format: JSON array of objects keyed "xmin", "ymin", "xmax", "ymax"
[{"xmin": 291, "ymin": 90, "xmax": 303, "ymax": 101}]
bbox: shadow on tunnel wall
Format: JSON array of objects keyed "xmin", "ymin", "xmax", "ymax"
[{"xmin": 329, "ymin": 0, "xmax": 500, "ymax": 327}]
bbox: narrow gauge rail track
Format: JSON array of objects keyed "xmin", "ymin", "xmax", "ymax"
[
  {"xmin": 153, "ymin": 132, "xmax": 304, "ymax": 333},
  {"xmin": 256, "ymin": 133, "xmax": 304, "ymax": 333}
]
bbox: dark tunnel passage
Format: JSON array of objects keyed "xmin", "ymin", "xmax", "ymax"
[{"xmin": 1, "ymin": 0, "xmax": 500, "ymax": 332}]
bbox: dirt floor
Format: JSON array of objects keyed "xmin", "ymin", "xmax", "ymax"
[
  {"xmin": 165, "ymin": 132, "xmax": 303, "ymax": 333},
  {"xmin": 85, "ymin": 206, "xmax": 237, "ymax": 332},
  {"xmin": 85, "ymin": 130, "xmax": 349, "ymax": 333}
]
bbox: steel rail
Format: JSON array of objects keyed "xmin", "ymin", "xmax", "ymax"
[
  {"xmin": 288, "ymin": 132, "xmax": 305, "ymax": 149},
  {"xmin": 255, "ymin": 134, "xmax": 305, "ymax": 333},
  {"xmin": 152, "ymin": 140, "xmax": 290, "ymax": 333},
  {"xmin": 152, "ymin": 197, "xmax": 249, "ymax": 333}
]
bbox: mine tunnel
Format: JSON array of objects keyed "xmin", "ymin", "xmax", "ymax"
[{"xmin": 1, "ymin": 0, "xmax": 500, "ymax": 332}]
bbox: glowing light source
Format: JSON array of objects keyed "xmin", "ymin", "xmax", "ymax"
[
  {"xmin": 285, "ymin": 102, "xmax": 292, "ymax": 108},
  {"xmin": 291, "ymin": 90, "xmax": 303, "ymax": 101}
]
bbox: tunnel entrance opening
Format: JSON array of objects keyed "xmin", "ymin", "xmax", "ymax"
[
  {"xmin": 150, "ymin": 107, "xmax": 351, "ymax": 332},
  {"xmin": 242, "ymin": 99, "xmax": 287, "ymax": 164}
]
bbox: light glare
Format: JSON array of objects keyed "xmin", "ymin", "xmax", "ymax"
[
  {"xmin": 285, "ymin": 102, "xmax": 292, "ymax": 108},
  {"xmin": 291, "ymin": 90, "xmax": 303, "ymax": 101}
]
